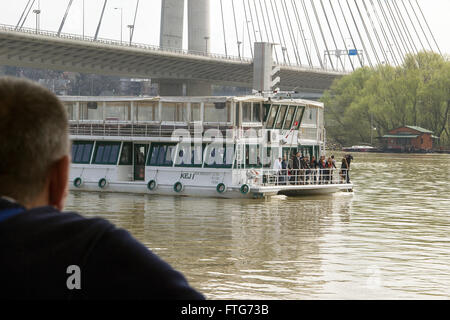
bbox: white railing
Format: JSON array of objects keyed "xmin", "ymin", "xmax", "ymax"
[
  {"xmin": 244, "ymin": 168, "xmax": 351, "ymax": 187},
  {"xmin": 69, "ymin": 122, "xmax": 230, "ymax": 137}
]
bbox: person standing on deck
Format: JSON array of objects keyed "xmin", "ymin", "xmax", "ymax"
[
  {"xmin": 281, "ymin": 156, "xmax": 288, "ymax": 185},
  {"xmin": 310, "ymin": 156, "xmax": 318, "ymax": 184},
  {"xmin": 293, "ymin": 152, "xmax": 302, "ymax": 185},
  {"xmin": 340, "ymin": 155, "xmax": 349, "ymax": 183},
  {"xmin": 273, "ymin": 157, "xmax": 282, "ymax": 185}
]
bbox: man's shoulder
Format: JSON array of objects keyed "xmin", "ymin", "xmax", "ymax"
[{"xmin": 2, "ymin": 206, "xmax": 115, "ymax": 236}]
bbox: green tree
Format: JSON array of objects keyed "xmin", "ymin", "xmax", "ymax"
[{"xmin": 322, "ymin": 51, "xmax": 450, "ymax": 147}]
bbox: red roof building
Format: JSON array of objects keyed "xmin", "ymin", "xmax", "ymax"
[{"xmin": 380, "ymin": 126, "xmax": 438, "ymax": 152}]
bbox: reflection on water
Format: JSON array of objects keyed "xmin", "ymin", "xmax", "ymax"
[{"xmin": 65, "ymin": 153, "xmax": 450, "ymax": 299}]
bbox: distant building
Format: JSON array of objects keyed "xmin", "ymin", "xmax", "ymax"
[{"xmin": 380, "ymin": 126, "xmax": 438, "ymax": 152}]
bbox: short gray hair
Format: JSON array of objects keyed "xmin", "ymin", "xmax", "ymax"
[{"xmin": 0, "ymin": 77, "xmax": 69, "ymax": 204}]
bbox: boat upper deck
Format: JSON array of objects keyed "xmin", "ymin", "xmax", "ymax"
[{"xmin": 61, "ymin": 95, "xmax": 324, "ymax": 143}]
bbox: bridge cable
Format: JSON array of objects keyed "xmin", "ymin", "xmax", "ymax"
[
  {"xmin": 319, "ymin": 0, "xmax": 345, "ymax": 70},
  {"xmin": 309, "ymin": 0, "xmax": 335, "ymax": 70},
  {"xmin": 300, "ymin": 0, "xmax": 324, "ymax": 69},
  {"xmin": 246, "ymin": 0, "xmax": 259, "ymax": 43},
  {"xmin": 231, "ymin": 0, "xmax": 242, "ymax": 58},
  {"xmin": 242, "ymin": 0, "xmax": 254, "ymax": 58},
  {"xmin": 271, "ymin": 0, "xmax": 291, "ymax": 64},
  {"xmin": 130, "ymin": 0, "xmax": 140, "ymax": 44},
  {"xmin": 18, "ymin": 0, "xmax": 36, "ymax": 31},
  {"xmin": 336, "ymin": 0, "xmax": 364, "ymax": 68},
  {"xmin": 94, "ymin": 0, "xmax": 108, "ymax": 41},
  {"xmin": 400, "ymin": 0, "xmax": 426, "ymax": 53},
  {"xmin": 391, "ymin": 0, "xmax": 419, "ymax": 55},
  {"xmin": 384, "ymin": 0, "xmax": 412, "ymax": 56},
  {"xmin": 345, "ymin": 0, "xmax": 373, "ymax": 67},
  {"xmin": 258, "ymin": 0, "xmax": 274, "ymax": 60},
  {"xmin": 368, "ymin": 0, "xmax": 400, "ymax": 66},
  {"xmin": 281, "ymin": 0, "xmax": 301, "ymax": 65},
  {"xmin": 361, "ymin": 0, "xmax": 389, "ymax": 65},
  {"xmin": 16, "ymin": 0, "xmax": 33, "ymax": 30},
  {"xmin": 252, "ymin": 0, "xmax": 264, "ymax": 42},
  {"xmin": 219, "ymin": 0, "xmax": 228, "ymax": 56},
  {"xmin": 353, "ymin": 0, "xmax": 381, "ymax": 66},
  {"xmin": 413, "ymin": 0, "xmax": 442, "ymax": 56},
  {"xmin": 291, "ymin": 0, "xmax": 313, "ymax": 67},
  {"xmin": 57, "ymin": 0, "xmax": 74, "ymax": 37},
  {"xmin": 269, "ymin": 0, "xmax": 288, "ymax": 64},
  {"xmin": 376, "ymin": 0, "xmax": 405, "ymax": 64},
  {"xmin": 328, "ymin": 0, "xmax": 355, "ymax": 70},
  {"xmin": 262, "ymin": 0, "xmax": 279, "ymax": 63},
  {"xmin": 407, "ymin": 0, "xmax": 434, "ymax": 52}
]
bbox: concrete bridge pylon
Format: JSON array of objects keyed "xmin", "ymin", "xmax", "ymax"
[{"xmin": 159, "ymin": 0, "xmax": 211, "ymax": 96}]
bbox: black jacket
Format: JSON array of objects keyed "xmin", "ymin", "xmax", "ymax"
[
  {"xmin": 292, "ymin": 156, "xmax": 301, "ymax": 170},
  {"xmin": 0, "ymin": 198, "xmax": 204, "ymax": 300}
]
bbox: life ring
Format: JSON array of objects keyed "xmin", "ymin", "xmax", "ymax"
[
  {"xmin": 173, "ymin": 181, "xmax": 183, "ymax": 193},
  {"xmin": 216, "ymin": 183, "xmax": 227, "ymax": 193},
  {"xmin": 240, "ymin": 184, "xmax": 250, "ymax": 194},
  {"xmin": 98, "ymin": 178, "xmax": 107, "ymax": 189},
  {"xmin": 147, "ymin": 179, "xmax": 157, "ymax": 191},
  {"xmin": 73, "ymin": 177, "xmax": 83, "ymax": 188}
]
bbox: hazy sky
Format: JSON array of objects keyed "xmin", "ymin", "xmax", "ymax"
[{"xmin": 0, "ymin": 0, "xmax": 449, "ymax": 66}]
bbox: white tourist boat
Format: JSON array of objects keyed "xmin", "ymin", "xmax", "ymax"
[{"xmin": 62, "ymin": 95, "xmax": 353, "ymax": 199}]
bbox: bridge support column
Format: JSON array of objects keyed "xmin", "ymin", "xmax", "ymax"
[
  {"xmin": 253, "ymin": 42, "xmax": 279, "ymax": 93},
  {"xmin": 160, "ymin": 0, "xmax": 184, "ymax": 49}
]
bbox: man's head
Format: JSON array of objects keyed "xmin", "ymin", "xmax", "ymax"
[{"xmin": 0, "ymin": 77, "xmax": 70, "ymax": 210}]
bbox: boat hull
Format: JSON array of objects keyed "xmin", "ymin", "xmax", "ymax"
[{"xmin": 69, "ymin": 180, "xmax": 353, "ymax": 199}]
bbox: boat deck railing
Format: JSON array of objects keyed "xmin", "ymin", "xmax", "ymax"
[
  {"xmin": 243, "ymin": 168, "xmax": 351, "ymax": 187},
  {"xmin": 69, "ymin": 121, "xmax": 231, "ymax": 138}
]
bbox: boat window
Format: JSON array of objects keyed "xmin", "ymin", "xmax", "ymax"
[
  {"xmin": 148, "ymin": 145, "xmax": 160, "ymax": 166},
  {"xmin": 93, "ymin": 142, "xmax": 121, "ymax": 165},
  {"xmin": 64, "ymin": 103, "xmax": 76, "ymax": 121},
  {"xmin": 204, "ymin": 102, "xmax": 231, "ymax": 123},
  {"xmin": 191, "ymin": 103, "xmax": 201, "ymax": 122},
  {"xmin": 105, "ymin": 102, "xmax": 130, "ymax": 121},
  {"xmin": 244, "ymin": 145, "xmax": 272, "ymax": 168},
  {"xmin": 71, "ymin": 141, "xmax": 94, "ymax": 164},
  {"xmin": 175, "ymin": 144, "xmax": 204, "ymax": 167},
  {"xmin": 161, "ymin": 102, "xmax": 188, "ymax": 122},
  {"xmin": 283, "ymin": 106, "xmax": 296, "ymax": 130},
  {"xmin": 80, "ymin": 102, "xmax": 102, "ymax": 120},
  {"xmin": 293, "ymin": 106, "xmax": 305, "ymax": 129},
  {"xmin": 147, "ymin": 143, "xmax": 177, "ymax": 166},
  {"xmin": 262, "ymin": 147, "xmax": 273, "ymax": 168},
  {"xmin": 119, "ymin": 142, "xmax": 132, "ymax": 165},
  {"xmin": 164, "ymin": 145, "xmax": 176, "ymax": 166},
  {"xmin": 263, "ymin": 104, "xmax": 271, "ymax": 122},
  {"xmin": 135, "ymin": 102, "xmax": 157, "ymax": 122},
  {"xmin": 204, "ymin": 144, "xmax": 233, "ymax": 168},
  {"xmin": 242, "ymin": 102, "xmax": 252, "ymax": 122},
  {"xmin": 252, "ymin": 102, "xmax": 262, "ymax": 122},
  {"xmin": 266, "ymin": 105, "xmax": 279, "ymax": 128},
  {"xmin": 274, "ymin": 105, "xmax": 288, "ymax": 129},
  {"xmin": 245, "ymin": 144, "xmax": 261, "ymax": 168},
  {"xmin": 302, "ymin": 106, "xmax": 317, "ymax": 125}
]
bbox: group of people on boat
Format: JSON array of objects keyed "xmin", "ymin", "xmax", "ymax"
[{"xmin": 272, "ymin": 152, "xmax": 353, "ymax": 185}]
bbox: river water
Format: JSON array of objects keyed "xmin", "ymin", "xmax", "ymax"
[{"xmin": 65, "ymin": 152, "xmax": 450, "ymax": 299}]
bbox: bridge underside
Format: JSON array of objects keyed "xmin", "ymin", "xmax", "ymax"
[{"xmin": 0, "ymin": 30, "xmax": 343, "ymax": 95}]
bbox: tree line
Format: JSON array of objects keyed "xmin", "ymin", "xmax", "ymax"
[{"xmin": 321, "ymin": 52, "xmax": 450, "ymax": 147}]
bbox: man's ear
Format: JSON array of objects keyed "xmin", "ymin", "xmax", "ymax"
[{"xmin": 48, "ymin": 155, "xmax": 70, "ymax": 211}]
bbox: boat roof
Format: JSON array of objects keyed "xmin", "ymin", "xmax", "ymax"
[{"xmin": 58, "ymin": 95, "xmax": 323, "ymax": 108}]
